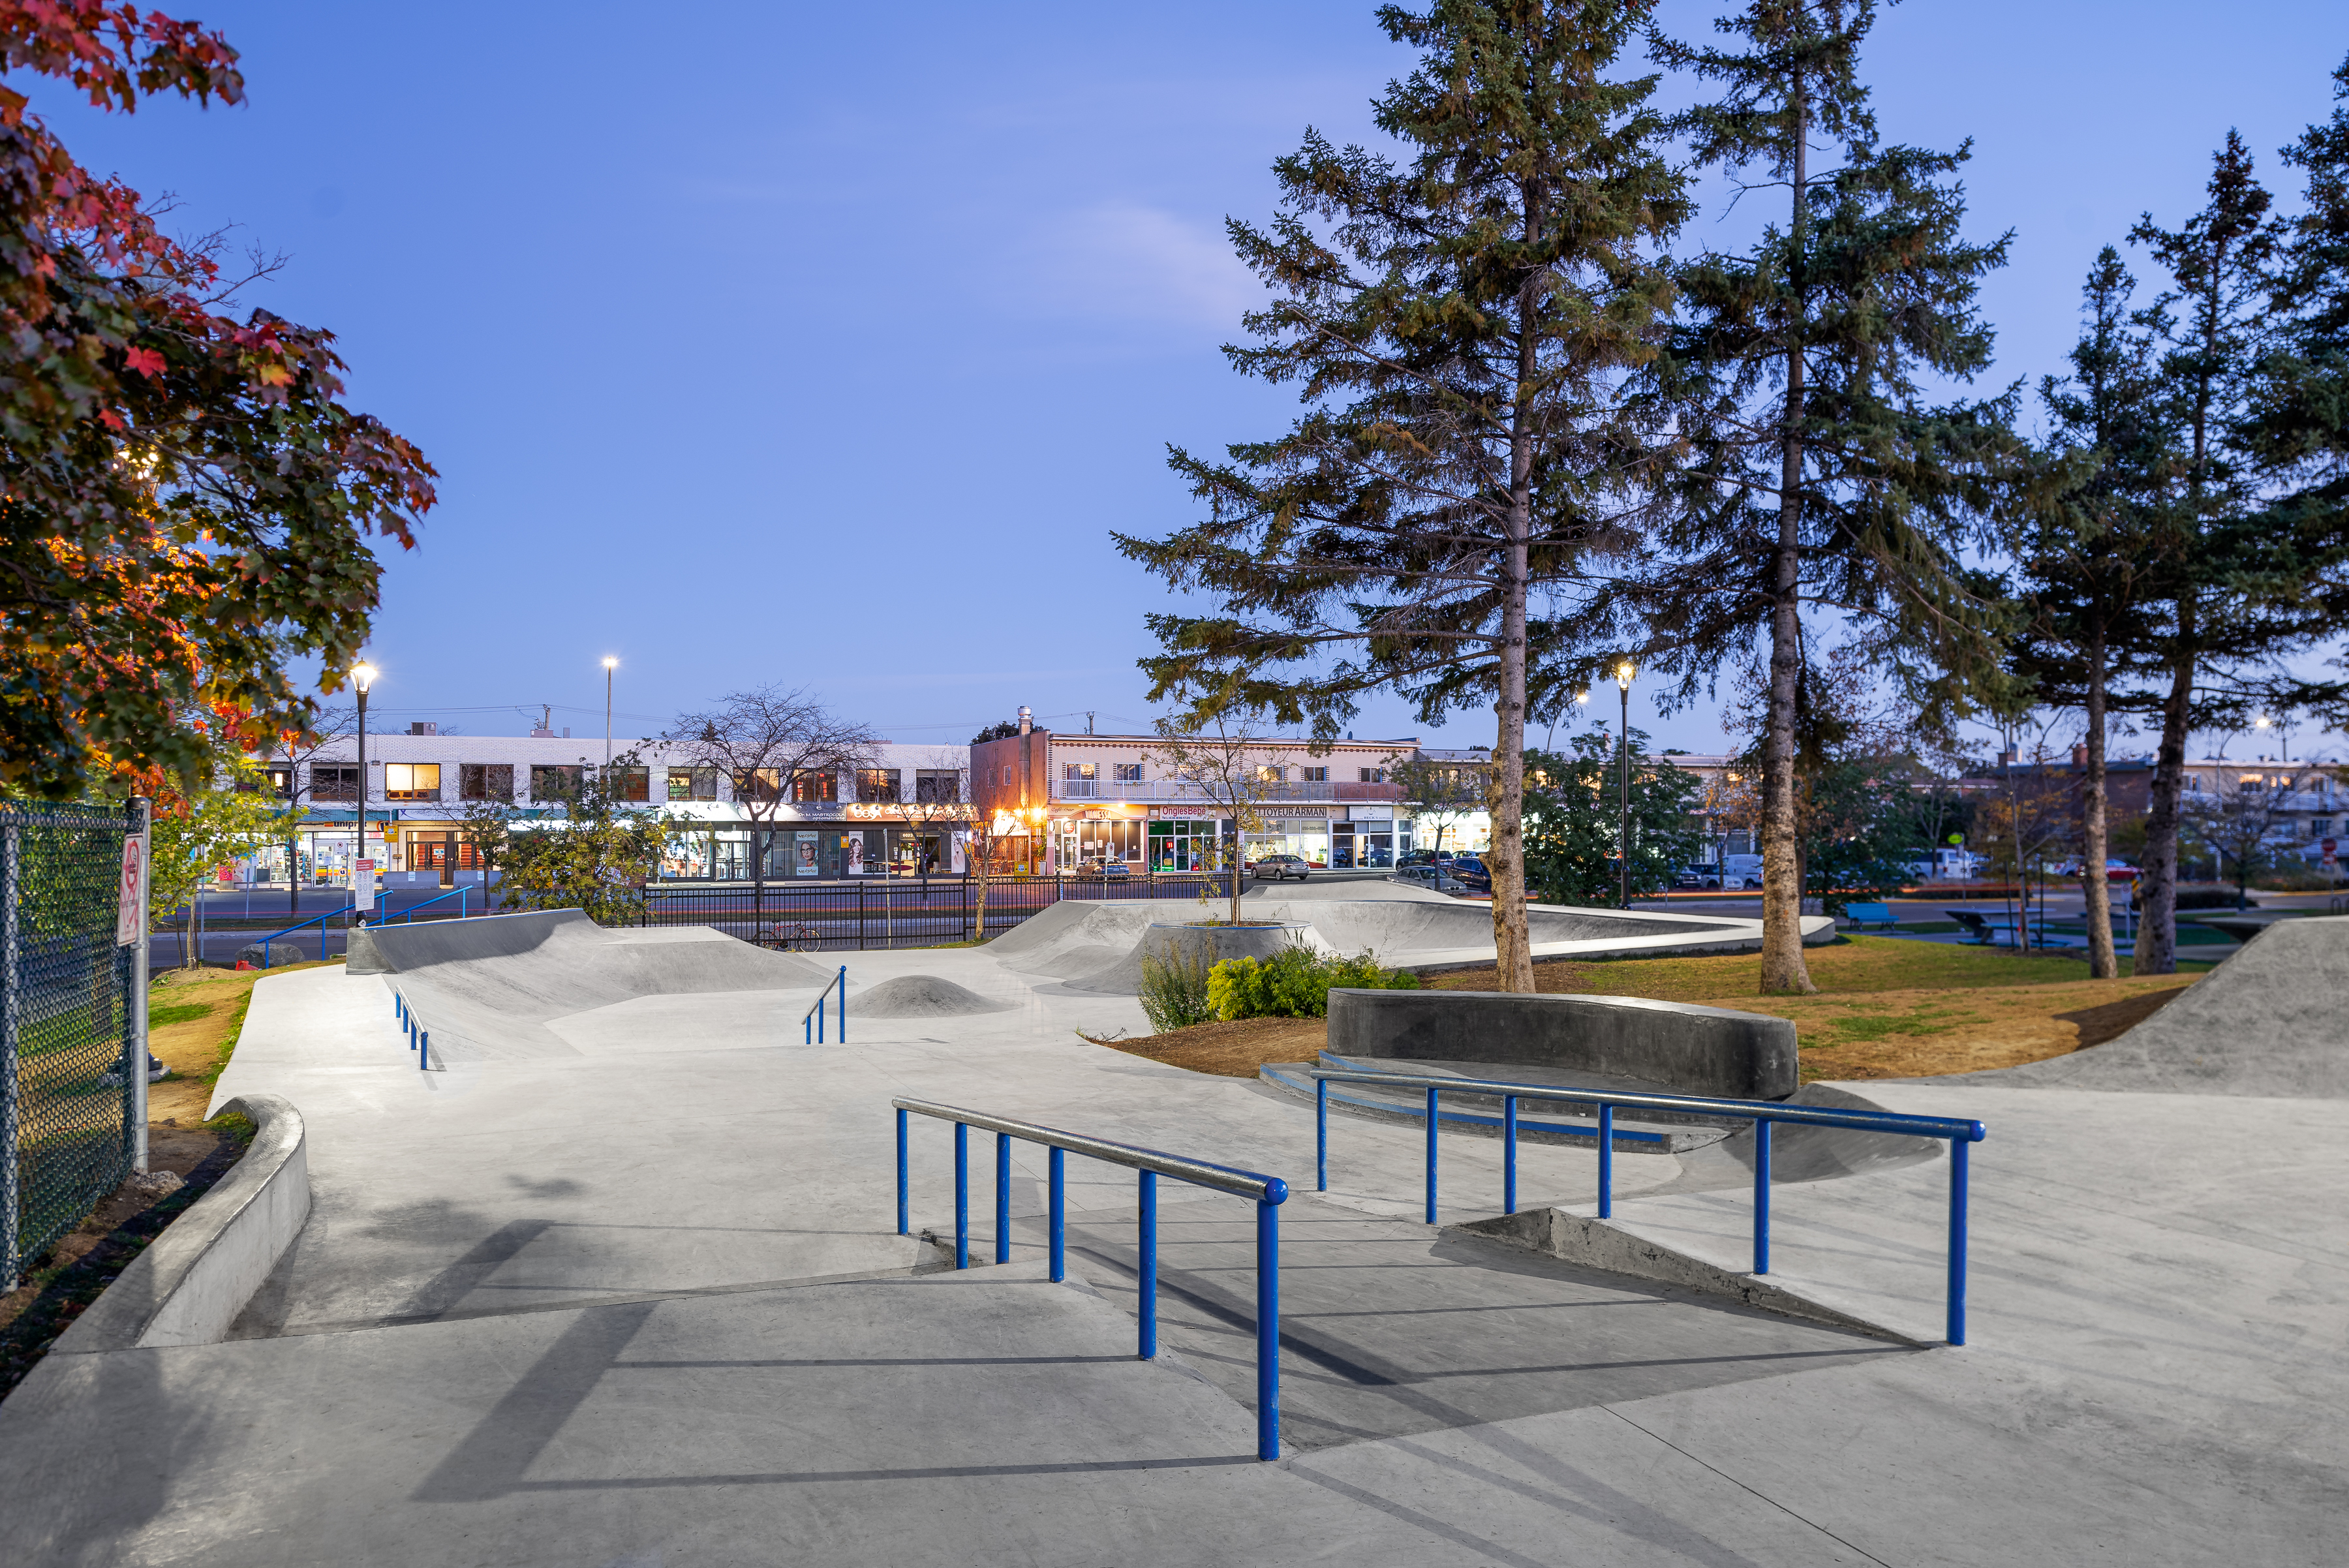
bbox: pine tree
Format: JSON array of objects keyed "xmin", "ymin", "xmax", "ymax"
[
  {"xmin": 1638, "ymin": 0, "xmax": 2014, "ymax": 994},
  {"xmin": 1118, "ymin": 0, "xmax": 1689, "ymax": 991},
  {"xmin": 2005, "ymin": 249, "xmax": 2177, "ymax": 979}
]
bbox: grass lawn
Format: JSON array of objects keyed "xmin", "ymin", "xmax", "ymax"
[
  {"xmin": 146, "ymin": 959, "xmax": 338, "ymax": 1126},
  {"xmin": 1095, "ymin": 937, "xmax": 2210, "ymax": 1083}
]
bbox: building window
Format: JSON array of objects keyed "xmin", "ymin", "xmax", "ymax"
[
  {"xmin": 733, "ymin": 768, "xmax": 782, "ymax": 802},
  {"xmin": 855, "ymin": 768, "xmax": 900, "ymax": 803},
  {"xmin": 531, "ymin": 764, "xmax": 585, "ymax": 801},
  {"xmin": 1256, "ymin": 765, "xmax": 1285, "ymax": 784},
  {"xmin": 1359, "ymin": 768, "xmax": 1387, "ymax": 784},
  {"xmin": 311, "ymin": 765, "xmax": 358, "ymax": 801},
  {"xmin": 384, "ymin": 763, "xmax": 440, "ymax": 802},
  {"xmin": 260, "ymin": 765, "xmax": 296, "ymax": 798},
  {"xmin": 1001, "ymin": 765, "xmax": 1015, "ymax": 788},
  {"xmin": 606, "ymin": 765, "xmax": 651, "ymax": 803},
  {"xmin": 668, "ymin": 767, "xmax": 718, "ymax": 801},
  {"xmin": 791, "ymin": 769, "xmax": 838, "ymax": 803},
  {"xmin": 914, "ymin": 770, "xmax": 960, "ymax": 804},
  {"xmin": 460, "ymin": 763, "xmax": 514, "ymax": 801},
  {"xmin": 1114, "ymin": 763, "xmax": 1143, "ymax": 783},
  {"xmin": 1302, "ymin": 767, "xmax": 1328, "ymax": 782},
  {"xmin": 2314, "ymin": 818, "xmax": 2333, "ymax": 838},
  {"xmin": 1065, "ymin": 763, "xmax": 1097, "ymax": 782}
]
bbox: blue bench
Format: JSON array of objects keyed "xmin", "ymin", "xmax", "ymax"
[{"xmin": 1843, "ymin": 902, "xmax": 1898, "ymax": 930}]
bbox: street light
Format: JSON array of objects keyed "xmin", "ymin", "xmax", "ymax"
[
  {"xmin": 352, "ymin": 662, "xmax": 377, "ymax": 921},
  {"xmin": 1615, "ymin": 660, "xmax": 1635, "ymax": 908},
  {"xmin": 603, "ymin": 657, "xmax": 618, "ymax": 772}
]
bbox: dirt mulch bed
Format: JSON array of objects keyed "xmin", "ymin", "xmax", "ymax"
[
  {"xmin": 0, "ymin": 1122, "xmax": 253, "ymax": 1402},
  {"xmin": 1090, "ymin": 1016, "xmax": 1329, "ymax": 1079}
]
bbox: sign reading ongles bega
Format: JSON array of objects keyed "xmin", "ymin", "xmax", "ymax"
[{"xmin": 115, "ymin": 837, "xmax": 144, "ymax": 946}]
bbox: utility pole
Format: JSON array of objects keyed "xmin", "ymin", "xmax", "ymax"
[
  {"xmin": 1616, "ymin": 662, "xmax": 1635, "ymax": 908},
  {"xmin": 604, "ymin": 658, "xmax": 618, "ymax": 771},
  {"xmin": 354, "ymin": 662, "xmax": 376, "ymax": 923}
]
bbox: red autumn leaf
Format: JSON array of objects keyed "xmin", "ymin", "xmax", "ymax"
[{"xmin": 123, "ymin": 344, "xmax": 163, "ymax": 377}]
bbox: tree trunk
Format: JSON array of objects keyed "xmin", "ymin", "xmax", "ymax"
[
  {"xmin": 2137, "ymin": 622, "xmax": 2196, "ymax": 976},
  {"xmin": 1758, "ymin": 70, "xmax": 1817, "ymax": 996},
  {"xmin": 2081, "ymin": 632, "xmax": 2118, "ymax": 979}
]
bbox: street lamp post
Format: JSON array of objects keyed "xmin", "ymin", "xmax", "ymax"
[
  {"xmin": 603, "ymin": 657, "xmax": 618, "ymax": 772},
  {"xmin": 1616, "ymin": 661, "xmax": 1635, "ymax": 908},
  {"xmin": 352, "ymin": 662, "xmax": 376, "ymax": 921}
]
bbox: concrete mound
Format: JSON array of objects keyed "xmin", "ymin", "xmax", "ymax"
[
  {"xmin": 1969, "ymin": 915, "xmax": 2349, "ymax": 1098},
  {"xmin": 358, "ymin": 909, "xmax": 831, "ymax": 1062},
  {"xmin": 853, "ymin": 974, "xmax": 1015, "ymax": 1018},
  {"xmin": 1063, "ymin": 921, "xmax": 1308, "ymax": 996}
]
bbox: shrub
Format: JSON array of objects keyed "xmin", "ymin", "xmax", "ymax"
[
  {"xmin": 1208, "ymin": 945, "xmax": 1420, "ymax": 1021},
  {"xmin": 1137, "ymin": 943, "xmax": 1217, "ymax": 1033}
]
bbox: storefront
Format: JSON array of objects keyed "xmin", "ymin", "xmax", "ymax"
[{"xmin": 1147, "ymin": 817, "xmax": 1222, "ymax": 871}]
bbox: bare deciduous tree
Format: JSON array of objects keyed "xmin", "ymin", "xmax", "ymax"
[
  {"xmin": 1148, "ymin": 707, "xmax": 1285, "ymax": 925},
  {"xmin": 665, "ymin": 686, "xmax": 880, "ymax": 884}
]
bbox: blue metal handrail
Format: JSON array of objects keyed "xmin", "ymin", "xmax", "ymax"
[
  {"xmin": 891, "ymin": 1097, "xmax": 1289, "ymax": 1461},
  {"xmin": 390, "ymin": 987, "xmax": 431, "ymax": 1071},
  {"xmin": 254, "ymin": 906, "xmax": 352, "ymax": 966},
  {"xmin": 1308, "ymin": 1068, "xmax": 1986, "ymax": 1346},
  {"xmin": 375, "ymin": 884, "xmax": 476, "ymax": 925},
  {"xmin": 803, "ymin": 965, "xmax": 847, "ymax": 1042}
]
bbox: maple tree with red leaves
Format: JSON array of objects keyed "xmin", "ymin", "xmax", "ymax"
[{"xmin": 0, "ymin": 3, "xmax": 435, "ymax": 799}]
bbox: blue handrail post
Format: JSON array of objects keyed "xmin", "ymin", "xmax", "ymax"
[
  {"xmin": 838, "ymin": 964, "xmax": 848, "ymax": 1041},
  {"xmin": 1137, "ymin": 1169, "xmax": 1158, "ymax": 1359},
  {"xmin": 1257, "ymin": 1196, "xmax": 1282, "ymax": 1462},
  {"xmin": 1048, "ymin": 1146, "xmax": 1066, "ymax": 1282},
  {"xmin": 1597, "ymin": 1104, "xmax": 1614, "ymax": 1219},
  {"xmin": 1753, "ymin": 1117, "xmax": 1772, "ymax": 1274},
  {"xmin": 1503, "ymin": 1095, "xmax": 1518, "ymax": 1215},
  {"xmin": 1315, "ymin": 1077, "xmax": 1328, "ymax": 1192},
  {"xmin": 995, "ymin": 1131, "xmax": 1012, "ymax": 1265},
  {"xmin": 1948, "ymin": 1135, "xmax": 1969, "ymax": 1345},
  {"xmin": 1424, "ymin": 1086, "xmax": 1439, "ymax": 1223},
  {"xmin": 816, "ymin": 981, "xmax": 825, "ymax": 1043},
  {"xmin": 419, "ymin": 1030, "xmax": 429, "ymax": 1071},
  {"xmin": 895, "ymin": 1108, "xmax": 910, "ymax": 1237},
  {"xmin": 953, "ymin": 1122, "xmax": 970, "ymax": 1270}
]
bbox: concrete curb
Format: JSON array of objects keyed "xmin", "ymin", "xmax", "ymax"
[
  {"xmin": 1451, "ymin": 1207, "xmax": 1922, "ymax": 1345},
  {"xmin": 51, "ymin": 1094, "xmax": 311, "ymax": 1353}
]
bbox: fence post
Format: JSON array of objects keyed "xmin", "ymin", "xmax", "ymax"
[
  {"xmin": 130, "ymin": 797, "xmax": 151, "ymax": 1172},
  {"xmin": 1, "ymin": 824, "xmax": 18, "ymax": 1289}
]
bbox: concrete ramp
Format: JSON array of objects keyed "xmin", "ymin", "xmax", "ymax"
[
  {"xmin": 368, "ymin": 910, "xmax": 830, "ymax": 1061},
  {"xmin": 1969, "ymin": 916, "xmax": 2349, "ymax": 1098}
]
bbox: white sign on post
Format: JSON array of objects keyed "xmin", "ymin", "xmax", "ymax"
[
  {"xmin": 115, "ymin": 837, "xmax": 144, "ymax": 946},
  {"xmin": 354, "ymin": 859, "xmax": 376, "ymax": 913}
]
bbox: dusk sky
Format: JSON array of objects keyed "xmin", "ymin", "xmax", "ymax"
[{"xmin": 29, "ymin": 1, "xmax": 2345, "ymax": 758}]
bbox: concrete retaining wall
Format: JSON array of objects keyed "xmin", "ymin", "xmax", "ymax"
[
  {"xmin": 1327, "ymin": 988, "xmax": 1798, "ymax": 1100},
  {"xmin": 52, "ymin": 1094, "xmax": 310, "ymax": 1353}
]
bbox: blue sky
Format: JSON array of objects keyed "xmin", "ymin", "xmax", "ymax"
[{"xmin": 27, "ymin": 1, "xmax": 2346, "ymax": 758}]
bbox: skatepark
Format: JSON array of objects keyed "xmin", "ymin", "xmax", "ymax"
[{"xmin": 0, "ymin": 888, "xmax": 2341, "ymax": 1565}]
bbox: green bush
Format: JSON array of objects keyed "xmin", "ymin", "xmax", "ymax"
[
  {"xmin": 1208, "ymin": 945, "xmax": 1420, "ymax": 1020},
  {"xmin": 1137, "ymin": 944, "xmax": 1218, "ymax": 1034}
]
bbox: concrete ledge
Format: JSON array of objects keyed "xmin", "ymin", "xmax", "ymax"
[
  {"xmin": 52, "ymin": 1094, "xmax": 311, "ymax": 1353},
  {"xmin": 1452, "ymin": 1208, "xmax": 1918, "ymax": 1344},
  {"xmin": 1328, "ymin": 987, "xmax": 1798, "ymax": 1099}
]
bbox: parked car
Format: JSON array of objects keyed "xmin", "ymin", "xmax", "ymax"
[
  {"xmin": 1398, "ymin": 848, "xmax": 1454, "ymax": 869},
  {"xmin": 1672, "ymin": 867, "xmax": 1724, "ymax": 891},
  {"xmin": 1251, "ymin": 853, "xmax": 1312, "ymax": 882},
  {"xmin": 1447, "ymin": 856, "xmax": 1493, "ymax": 893},
  {"xmin": 1389, "ymin": 865, "xmax": 1468, "ymax": 894},
  {"xmin": 1074, "ymin": 857, "xmax": 1131, "ymax": 878}
]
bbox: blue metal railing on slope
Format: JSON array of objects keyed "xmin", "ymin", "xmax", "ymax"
[
  {"xmin": 373, "ymin": 884, "xmax": 477, "ymax": 925},
  {"xmin": 803, "ymin": 966, "xmax": 847, "ymax": 1042},
  {"xmin": 253, "ymin": 907, "xmax": 348, "ymax": 966},
  {"xmin": 1307, "ymin": 1068, "xmax": 1988, "ymax": 1346},
  {"xmin": 891, "ymin": 1098, "xmax": 1290, "ymax": 1462},
  {"xmin": 392, "ymin": 987, "xmax": 431, "ymax": 1071}
]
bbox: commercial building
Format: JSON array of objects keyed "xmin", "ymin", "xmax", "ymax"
[
  {"xmin": 249, "ymin": 726, "xmax": 972, "ymax": 888},
  {"xmin": 970, "ymin": 711, "xmax": 1414, "ymax": 870}
]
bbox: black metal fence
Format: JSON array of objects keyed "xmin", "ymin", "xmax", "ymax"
[
  {"xmin": 3, "ymin": 801, "xmax": 139, "ymax": 1287},
  {"xmin": 638, "ymin": 870, "xmax": 1242, "ymax": 951}
]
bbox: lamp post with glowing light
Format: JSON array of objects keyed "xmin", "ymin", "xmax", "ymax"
[
  {"xmin": 603, "ymin": 657, "xmax": 618, "ymax": 772},
  {"xmin": 1615, "ymin": 661, "xmax": 1635, "ymax": 908},
  {"xmin": 352, "ymin": 661, "xmax": 377, "ymax": 921}
]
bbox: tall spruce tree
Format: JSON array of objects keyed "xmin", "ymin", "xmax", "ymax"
[
  {"xmin": 1640, "ymin": 0, "xmax": 2014, "ymax": 994},
  {"xmin": 1117, "ymin": 0, "xmax": 1688, "ymax": 989},
  {"xmin": 2006, "ymin": 250, "xmax": 2177, "ymax": 979}
]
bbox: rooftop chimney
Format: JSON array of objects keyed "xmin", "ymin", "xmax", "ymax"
[
  {"xmin": 1018, "ymin": 705, "xmax": 1032, "ymax": 735},
  {"xmin": 2072, "ymin": 744, "xmax": 2087, "ymax": 766},
  {"xmin": 410, "ymin": 721, "xmax": 437, "ymax": 736}
]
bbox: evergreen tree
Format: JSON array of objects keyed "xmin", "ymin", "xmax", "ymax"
[
  {"xmin": 1118, "ymin": 0, "xmax": 1689, "ymax": 990},
  {"xmin": 1522, "ymin": 727, "xmax": 1702, "ymax": 905},
  {"xmin": 2004, "ymin": 250, "xmax": 2177, "ymax": 979},
  {"xmin": 1638, "ymin": 0, "xmax": 2014, "ymax": 995}
]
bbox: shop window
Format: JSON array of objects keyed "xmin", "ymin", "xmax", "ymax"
[
  {"xmin": 791, "ymin": 769, "xmax": 838, "ymax": 803},
  {"xmin": 668, "ymin": 767, "xmax": 718, "ymax": 801},
  {"xmin": 915, "ymin": 770, "xmax": 960, "ymax": 803},
  {"xmin": 532, "ymin": 764, "xmax": 585, "ymax": 801},
  {"xmin": 1302, "ymin": 767, "xmax": 1328, "ymax": 782},
  {"xmin": 311, "ymin": 765, "xmax": 358, "ymax": 801},
  {"xmin": 461, "ymin": 763, "xmax": 514, "ymax": 801},
  {"xmin": 856, "ymin": 769, "xmax": 900, "ymax": 803},
  {"xmin": 606, "ymin": 765, "xmax": 651, "ymax": 803},
  {"xmin": 1114, "ymin": 763, "xmax": 1143, "ymax": 783}
]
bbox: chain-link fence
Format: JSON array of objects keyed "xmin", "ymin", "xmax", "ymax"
[{"xmin": 2, "ymin": 801, "xmax": 140, "ymax": 1288}]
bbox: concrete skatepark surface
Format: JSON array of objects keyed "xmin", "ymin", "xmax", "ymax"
[{"xmin": 0, "ymin": 889, "xmax": 2341, "ymax": 1565}]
